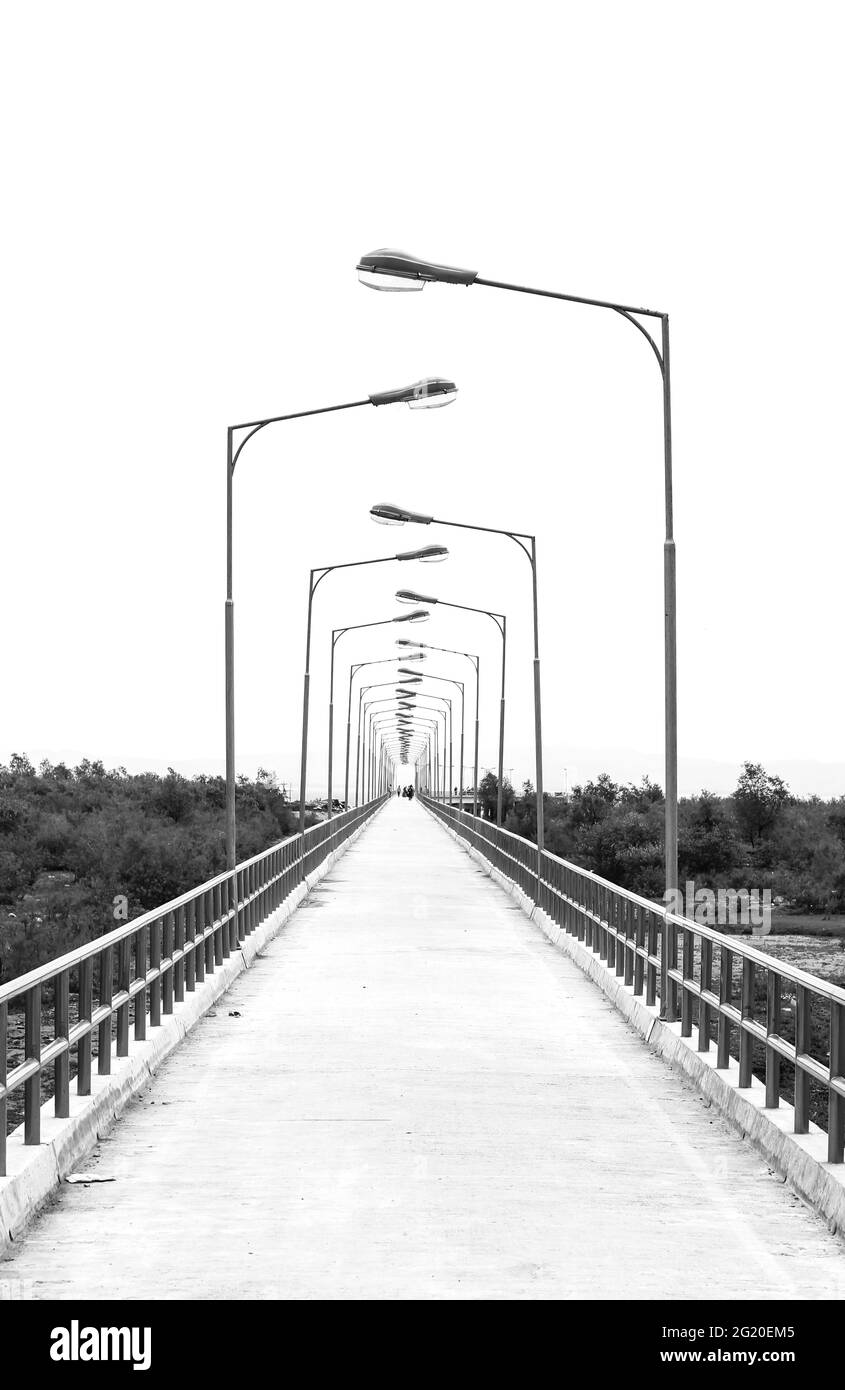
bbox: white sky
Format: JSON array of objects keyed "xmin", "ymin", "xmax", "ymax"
[{"xmin": 2, "ymin": 2, "xmax": 843, "ymax": 799}]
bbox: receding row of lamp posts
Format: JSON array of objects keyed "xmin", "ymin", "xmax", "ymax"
[{"xmin": 225, "ymin": 248, "xmax": 677, "ymax": 1010}]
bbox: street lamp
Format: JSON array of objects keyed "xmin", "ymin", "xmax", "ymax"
[
  {"xmin": 342, "ymin": 653, "xmax": 426, "ymax": 807},
  {"xmin": 319, "ymin": 617, "xmax": 428, "ymax": 817},
  {"xmin": 386, "ymin": 695, "xmax": 451, "ymax": 801},
  {"xmin": 399, "ymin": 668, "xmax": 464, "ymax": 809},
  {"xmin": 398, "ymin": 638, "xmax": 480, "ymax": 813},
  {"xmin": 225, "ymin": 376, "xmax": 456, "ymax": 868},
  {"xmin": 300, "ymin": 557, "xmax": 437, "ymax": 839},
  {"xmin": 326, "ymin": 603, "xmax": 441, "ymax": 820},
  {"xmin": 378, "ymin": 712, "xmax": 440, "ymax": 797},
  {"xmin": 356, "ymin": 684, "xmax": 424, "ymax": 806},
  {"xmin": 369, "ymin": 709, "xmax": 435, "ymax": 799},
  {"xmin": 376, "ymin": 503, "xmax": 543, "ymax": 871},
  {"xmin": 357, "ymin": 248, "xmax": 677, "ymax": 1011},
  {"xmin": 395, "ymin": 587, "xmax": 508, "ymax": 825}
]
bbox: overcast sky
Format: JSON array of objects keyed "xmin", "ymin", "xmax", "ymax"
[{"xmin": 2, "ymin": 2, "xmax": 843, "ymax": 799}]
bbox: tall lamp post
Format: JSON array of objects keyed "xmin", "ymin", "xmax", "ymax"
[
  {"xmin": 300, "ymin": 570, "xmax": 437, "ymax": 839},
  {"xmin": 376, "ymin": 504, "xmax": 542, "ymax": 866},
  {"xmin": 362, "ymin": 693, "xmax": 422, "ymax": 797},
  {"xmin": 389, "ymin": 696, "xmax": 450, "ymax": 800},
  {"xmin": 327, "ymin": 609, "xmax": 438, "ymax": 819},
  {"xmin": 399, "ymin": 668, "xmax": 464, "ymax": 808},
  {"xmin": 403, "ymin": 694, "xmax": 452, "ymax": 803},
  {"xmin": 357, "ymin": 249, "xmax": 677, "ymax": 1013},
  {"xmin": 374, "ymin": 713, "xmax": 439, "ymax": 797},
  {"xmin": 397, "ymin": 639, "xmax": 480, "ymax": 813},
  {"xmin": 395, "ymin": 587, "xmax": 507, "ymax": 825},
  {"xmin": 369, "ymin": 710, "xmax": 429, "ymax": 799},
  {"xmin": 225, "ymin": 374, "xmax": 456, "ymax": 869},
  {"xmin": 343, "ymin": 652, "xmax": 426, "ymax": 808},
  {"xmin": 356, "ymin": 678, "xmax": 424, "ymax": 806}
]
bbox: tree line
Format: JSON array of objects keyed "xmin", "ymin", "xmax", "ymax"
[
  {"xmin": 477, "ymin": 761, "xmax": 845, "ymax": 913},
  {"xmin": 0, "ymin": 756, "xmax": 302, "ymax": 982},
  {"xmin": 3, "ymin": 755, "xmax": 844, "ymax": 984}
]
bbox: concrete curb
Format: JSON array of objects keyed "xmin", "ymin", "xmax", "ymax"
[
  {"xmin": 0, "ymin": 808, "xmax": 382, "ymax": 1251},
  {"xmin": 427, "ymin": 807, "xmax": 845, "ymax": 1237}
]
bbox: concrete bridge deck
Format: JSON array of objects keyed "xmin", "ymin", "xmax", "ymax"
[{"xmin": 3, "ymin": 798, "xmax": 845, "ymax": 1300}]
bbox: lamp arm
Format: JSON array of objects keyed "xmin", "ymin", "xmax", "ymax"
[{"xmin": 230, "ymin": 398, "xmax": 371, "ymax": 473}]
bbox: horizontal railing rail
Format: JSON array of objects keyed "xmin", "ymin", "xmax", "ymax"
[
  {"xmin": 421, "ymin": 795, "xmax": 845, "ymax": 1164},
  {"xmin": 0, "ymin": 795, "xmax": 388, "ymax": 1175}
]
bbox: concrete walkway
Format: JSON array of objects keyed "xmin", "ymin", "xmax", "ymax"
[{"xmin": 4, "ymin": 797, "xmax": 845, "ymax": 1300}]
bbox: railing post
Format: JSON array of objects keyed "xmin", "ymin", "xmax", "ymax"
[
  {"xmin": 213, "ymin": 885, "xmax": 224, "ymax": 966},
  {"xmin": 646, "ymin": 911, "xmax": 658, "ymax": 1007},
  {"xmin": 680, "ymin": 926, "xmax": 693, "ymax": 1037},
  {"xmin": 739, "ymin": 958, "xmax": 754, "ymax": 1088},
  {"xmin": 829, "ymin": 1002, "xmax": 845, "ymax": 1165},
  {"xmin": 98, "ymin": 945, "xmax": 113, "ymax": 1075},
  {"xmin": 135, "ymin": 925, "xmax": 147, "ymax": 1041},
  {"xmin": 623, "ymin": 899, "xmax": 634, "ymax": 986},
  {"xmin": 794, "ymin": 985, "xmax": 810, "ymax": 1134},
  {"xmin": 185, "ymin": 902, "xmax": 197, "ymax": 994},
  {"xmin": 633, "ymin": 906, "xmax": 645, "ymax": 997},
  {"xmin": 174, "ymin": 905, "xmax": 186, "ymax": 1002},
  {"xmin": 78, "ymin": 958, "xmax": 92, "ymax": 1095},
  {"xmin": 717, "ymin": 946, "xmax": 731, "ymax": 1069},
  {"xmin": 150, "ymin": 920, "xmax": 162, "ymax": 1029},
  {"xmin": 195, "ymin": 895, "xmax": 206, "ymax": 984},
  {"xmin": 25, "ymin": 983, "xmax": 41, "ymax": 1145},
  {"xmin": 699, "ymin": 937, "xmax": 712, "ymax": 1053},
  {"xmin": 0, "ymin": 1000, "xmax": 7, "ymax": 1176},
  {"xmin": 162, "ymin": 911, "xmax": 175, "ymax": 1015},
  {"xmin": 231, "ymin": 873, "xmax": 241, "ymax": 952},
  {"xmin": 765, "ymin": 972, "xmax": 781, "ymax": 1108},
  {"xmin": 55, "ymin": 968, "xmax": 70, "ymax": 1119},
  {"xmin": 117, "ymin": 936, "xmax": 130, "ymax": 1057},
  {"xmin": 204, "ymin": 890, "xmax": 215, "ymax": 975}
]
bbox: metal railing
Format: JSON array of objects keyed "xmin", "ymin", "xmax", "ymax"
[
  {"xmin": 421, "ymin": 795, "xmax": 845, "ymax": 1164},
  {"xmin": 0, "ymin": 795, "xmax": 387, "ymax": 1175}
]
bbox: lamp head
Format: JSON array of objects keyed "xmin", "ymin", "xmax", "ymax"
[
  {"xmin": 396, "ymin": 544, "xmax": 448, "ymax": 563},
  {"xmin": 396, "ymin": 589, "xmax": 437, "ymax": 606},
  {"xmin": 358, "ymin": 249, "xmax": 478, "ymax": 291},
  {"xmin": 393, "ymin": 609, "xmax": 430, "ymax": 624},
  {"xmin": 371, "ymin": 503, "xmax": 433, "ymax": 526},
  {"xmin": 369, "ymin": 378, "xmax": 457, "ymax": 409}
]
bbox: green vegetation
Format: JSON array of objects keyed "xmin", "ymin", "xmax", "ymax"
[
  {"xmin": 0, "ymin": 755, "xmax": 302, "ymax": 982},
  {"xmin": 480, "ymin": 761, "xmax": 845, "ymax": 914}
]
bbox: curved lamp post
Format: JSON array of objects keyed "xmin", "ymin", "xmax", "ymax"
[
  {"xmin": 342, "ymin": 652, "xmax": 426, "ymax": 808},
  {"xmin": 359, "ymin": 688, "xmax": 422, "ymax": 797},
  {"xmin": 396, "ymin": 588, "xmax": 507, "ymax": 825},
  {"xmin": 397, "ymin": 638, "xmax": 480, "ymax": 813},
  {"xmin": 355, "ymin": 678, "xmax": 424, "ymax": 806},
  {"xmin": 325, "ymin": 596, "xmax": 441, "ymax": 820},
  {"xmin": 225, "ymin": 375, "xmax": 455, "ymax": 868},
  {"xmin": 369, "ymin": 708, "xmax": 436, "ymax": 799},
  {"xmin": 399, "ymin": 668, "xmax": 464, "ymax": 808},
  {"xmin": 300, "ymin": 564, "xmax": 434, "ymax": 837},
  {"xmin": 377, "ymin": 504, "xmax": 543, "ymax": 867},
  {"xmin": 386, "ymin": 696, "xmax": 450, "ymax": 800},
  {"xmin": 376, "ymin": 712, "xmax": 439, "ymax": 797},
  {"xmin": 357, "ymin": 248, "xmax": 677, "ymax": 1012}
]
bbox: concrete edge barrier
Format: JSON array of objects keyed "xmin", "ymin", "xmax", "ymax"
[
  {"xmin": 0, "ymin": 807, "xmax": 383, "ymax": 1251},
  {"xmin": 427, "ymin": 807, "xmax": 845, "ymax": 1237}
]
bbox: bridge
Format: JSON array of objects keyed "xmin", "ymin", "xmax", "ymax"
[{"xmin": 2, "ymin": 796, "xmax": 845, "ymax": 1300}]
